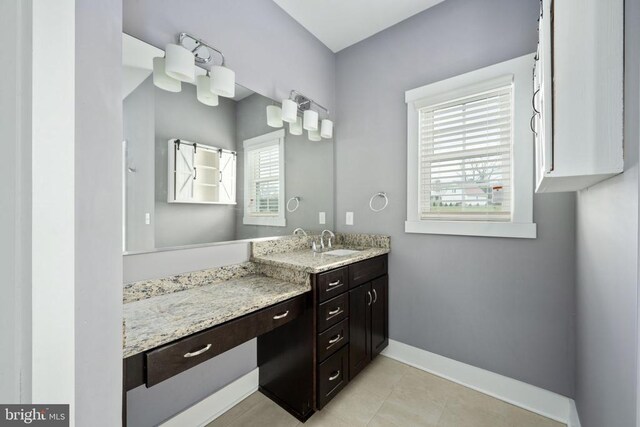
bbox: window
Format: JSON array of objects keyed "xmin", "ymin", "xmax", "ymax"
[
  {"xmin": 243, "ymin": 129, "xmax": 285, "ymax": 226},
  {"xmin": 405, "ymin": 54, "xmax": 536, "ymax": 238}
]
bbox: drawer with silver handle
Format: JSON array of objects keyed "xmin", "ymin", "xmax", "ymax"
[
  {"xmin": 317, "ymin": 267, "xmax": 348, "ymax": 303},
  {"xmin": 317, "ymin": 292, "xmax": 349, "ymax": 332},
  {"xmin": 317, "ymin": 318, "xmax": 349, "ymax": 362},
  {"xmin": 145, "ymin": 294, "xmax": 306, "ymax": 387},
  {"xmin": 317, "ymin": 345, "xmax": 349, "ymax": 409}
]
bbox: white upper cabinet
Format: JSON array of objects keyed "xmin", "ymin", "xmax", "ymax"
[{"xmin": 533, "ymin": 0, "xmax": 623, "ymax": 192}]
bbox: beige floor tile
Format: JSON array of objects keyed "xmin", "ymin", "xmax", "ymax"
[
  {"xmin": 437, "ymin": 398, "xmax": 509, "ymax": 427},
  {"xmin": 346, "ymin": 357, "xmax": 412, "ymax": 399},
  {"xmin": 304, "ymin": 409, "xmax": 354, "ymax": 426},
  {"xmin": 224, "ymin": 397, "xmax": 300, "ymax": 427},
  {"xmin": 503, "ymin": 405, "xmax": 566, "ymax": 427},
  {"xmin": 321, "ymin": 387, "xmax": 386, "ymax": 426},
  {"xmin": 369, "ymin": 397, "xmax": 444, "ymax": 426},
  {"xmin": 206, "ymin": 392, "xmax": 268, "ymax": 427}
]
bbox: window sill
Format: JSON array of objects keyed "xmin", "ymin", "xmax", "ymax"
[
  {"xmin": 404, "ymin": 220, "xmax": 537, "ymax": 239},
  {"xmin": 243, "ymin": 216, "xmax": 286, "ymax": 227}
]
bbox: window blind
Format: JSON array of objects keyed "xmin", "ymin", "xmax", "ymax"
[
  {"xmin": 419, "ymin": 84, "xmax": 513, "ymax": 221},
  {"xmin": 247, "ymin": 143, "xmax": 280, "ymax": 215}
]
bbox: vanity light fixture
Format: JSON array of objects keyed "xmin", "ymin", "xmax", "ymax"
[
  {"xmin": 279, "ymin": 90, "xmax": 333, "ymax": 140},
  {"xmin": 267, "ymin": 105, "xmax": 284, "ymax": 128},
  {"xmin": 152, "ymin": 57, "xmax": 181, "ymax": 92},
  {"xmin": 154, "ymin": 32, "xmax": 235, "ymax": 105}
]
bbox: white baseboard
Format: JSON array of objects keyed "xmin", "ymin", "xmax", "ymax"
[
  {"xmin": 382, "ymin": 340, "xmax": 577, "ymax": 425},
  {"xmin": 568, "ymin": 400, "xmax": 582, "ymax": 427},
  {"xmin": 160, "ymin": 368, "xmax": 259, "ymax": 427}
]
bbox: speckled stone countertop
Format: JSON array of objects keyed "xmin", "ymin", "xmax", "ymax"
[
  {"xmin": 123, "ymin": 275, "xmax": 310, "ymax": 358},
  {"xmin": 251, "ymin": 246, "xmax": 390, "ymax": 274}
]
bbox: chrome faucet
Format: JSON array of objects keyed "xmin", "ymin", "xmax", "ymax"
[
  {"xmin": 321, "ymin": 230, "xmax": 335, "ymax": 250},
  {"xmin": 293, "ymin": 227, "xmax": 308, "ymax": 236}
]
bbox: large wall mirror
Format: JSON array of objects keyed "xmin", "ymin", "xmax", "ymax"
[{"xmin": 122, "ymin": 34, "xmax": 334, "ymax": 253}]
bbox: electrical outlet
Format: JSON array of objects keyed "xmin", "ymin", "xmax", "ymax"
[
  {"xmin": 346, "ymin": 211, "xmax": 354, "ymax": 225},
  {"xmin": 319, "ymin": 212, "xmax": 326, "ymax": 225},
  {"xmin": 145, "ymin": 213, "xmax": 151, "ymax": 225}
]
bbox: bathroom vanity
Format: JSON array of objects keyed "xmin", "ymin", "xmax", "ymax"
[{"xmin": 122, "ymin": 234, "xmax": 389, "ymax": 424}]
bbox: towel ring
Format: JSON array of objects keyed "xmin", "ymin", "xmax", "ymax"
[
  {"xmin": 369, "ymin": 192, "xmax": 389, "ymax": 212},
  {"xmin": 287, "ymin": 196, "xmax": 301, "ymax": 212}
]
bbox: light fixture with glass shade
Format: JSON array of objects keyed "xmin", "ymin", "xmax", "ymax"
[
  {"xmin": 267, "ymin": 105, "xmax": 283, "ymax": 128},
  {"xmin": 211, "ymin": 65, "xmax": 235, "ymax": 98},
  {"xmin": 164, "ymin": 43, "xmax": 195, "ymax": 83},
  {"xmin": 303, "ymin": 110, "xmax": 319, "ymax": 131},
  {"xmin": 308, "ymin": 129, "xmax": 322, "ymax": 141},
  {"xmin": 281, "ymin": 99, "xmax": 298, "ymax": 123},
  {"xmin": 289, "ymin": 117, "xmax": 303, "ymax": 135},
  {"xmin": 152, "ymin": 57, "xmax": 182, "ymax": 92},
  {"xmin": 196, "ymin": 73, "xmax": 219, "ymax": 106},
  {"xmin": 320, "ymin": 119, "xmax": 333, "ymax": 139}
]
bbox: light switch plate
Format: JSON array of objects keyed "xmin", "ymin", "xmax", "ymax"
[
  {"xmin": 145, "ymin": 213, "xmax": 151, "ymax": 225},
  {"xmin": 346, "ymin": 211, "xmax": 354, "ymax": 225},
  {"xmin": 319, "ymin": 212, "xmax": 326, "ymax": 225}
]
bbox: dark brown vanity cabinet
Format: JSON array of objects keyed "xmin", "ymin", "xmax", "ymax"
[
  {"xmin": 349, "ymin": 274, "xmax": 388, "ymax": 379},
  {"xmin": 256, "ymin": 254, "xmax": 388, "ymax": 420}
]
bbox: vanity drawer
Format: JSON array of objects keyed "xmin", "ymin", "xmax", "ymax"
[
  {"xmin": 317, "ymin": 345, "xmax": 349, "ymax": 409},
  {"xmin": 317, "ymin": 267, "xmax": 349, "ymax": 303},
  {"xmin": 349, "ymin": 255, "xmax": 387, "ymax": 288},
  {"xmin": 146, "ymin": 295, "xmax": 305, "ymax": 387},
  {"xmin": 317, "ymin": 318, "xmax": 349, "ymax": 363},
  {"xmin": 317, "ymin": 293, "xmax": 349, "ymax": 332}
]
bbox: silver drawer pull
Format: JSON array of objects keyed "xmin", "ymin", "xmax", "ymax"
[
  {"xmin": 184, "ymin": 344, "xmax": 212, "ymax": 358},
  {"xmin": 328, "ymin": 307, "xmax": 341, "ymax": 316},
  {"xmin": 327, "ymin": 280, "xmax": 342, "ymax": 288},
  {"xmin": 327, "ymin": 334, "xmax": 342, "ymax": 348},
  {"xmin": 273, "ymin": 311, "xmax": 289, "ymax": 320},
  {"xmin": 367, "ymin": 291, "xmax": 373, "ymax": 306},
  {"xmin": 329, "ymin": 370, "xmax": 340, "ymax": 381}
]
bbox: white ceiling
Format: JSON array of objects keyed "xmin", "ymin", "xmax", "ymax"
[{"xmin": 272, "ymin": 0, "xmax": 446, "ymax": 52}]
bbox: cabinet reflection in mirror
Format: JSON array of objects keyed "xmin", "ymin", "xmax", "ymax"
[{"xmin": 122, "ymin": 34, "xmax": 334, "ymax": 253}]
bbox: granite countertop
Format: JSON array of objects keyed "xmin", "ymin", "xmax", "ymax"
[
  {"xmin": 123, "ymin": 275, "xmax": 310, "ymax": 358},
  {"xmin": 251, "ymin": 246, "xmax": 390, "ymax": 274}
]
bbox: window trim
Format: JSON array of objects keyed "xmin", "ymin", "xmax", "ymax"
[
  {"xmin": 243, "ymin": 129, "xmax": 286, "ymax": 227},
  {"xmin": 405, "ymin": 54, "xmax": 536, "ymax": 239}
]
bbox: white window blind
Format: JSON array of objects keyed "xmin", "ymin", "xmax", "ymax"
[
  {"xmin": 419, "ymin": 84, "xmax": 513, "ymax": 221},
  {"xmin": 247, "ymin": 143, "xmax": 280, "ymax": 216}
]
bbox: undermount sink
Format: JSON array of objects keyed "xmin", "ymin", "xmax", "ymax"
[{"xmin": 323, "ymin": 249, "xmax": 361, "ymax": 256}]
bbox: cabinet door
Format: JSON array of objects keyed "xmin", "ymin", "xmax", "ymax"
[
  {"xmin": 371, "ymin": 275, "xmax": 388, "ymax": 358},
  {"xmin": 349, "ymin": 283, "xmax": 371, "ymax": 380}
]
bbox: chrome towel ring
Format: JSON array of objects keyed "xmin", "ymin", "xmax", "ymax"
[
  {"xmin": 369, "ymin": 192, "xmax": 389, "ymax": 212},
  {"xmin": 287, "ymin": 196, "xmax": 301, "ymax": 212}
]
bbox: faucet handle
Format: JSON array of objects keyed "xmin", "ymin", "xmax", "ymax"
[{"xmin": 312, "ymin": 240, "xmax": 318, "ymax": 252}]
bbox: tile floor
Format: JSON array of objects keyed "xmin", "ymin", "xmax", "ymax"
[{"xmin": 207, "ymin": 356, "xmax": 566, "ymax": 427}]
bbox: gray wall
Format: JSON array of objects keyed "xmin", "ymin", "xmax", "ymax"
[
  {"xmin": 123, "ymin": 0, "xmax": 336, "ymax": 424},
  {"xmin": 334, "ymin": 0, "xmax": 576, "ymax": 396},
  {"xmin": 124, "ymin": 76, "xmax": 156, "ymax": 252},
  {"xmin": 0, "ymin": 0, "xmax": 32, "ymax": 404},
  {"xmin": 153, "ymin": 81, "xmax": 237, "ymax": 248},
  {"xmin": 75, "ymin": 0, "xmax": 123, "ymax": 425},
  {"xmin": 234, "ymin": 94, "xmax": 334, "ymax": 240},
  {"xmin": 574, "ymin": 0, "xmax": 640, "ymax": 425}
]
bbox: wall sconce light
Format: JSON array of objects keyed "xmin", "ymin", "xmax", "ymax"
[
  {"xmin": 281, "ymin": 90, "xmax": 333, "ymax": 141},
  {"xmin": 153, "ymin": 32, "xmax": 235, "ymax": 106}
]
